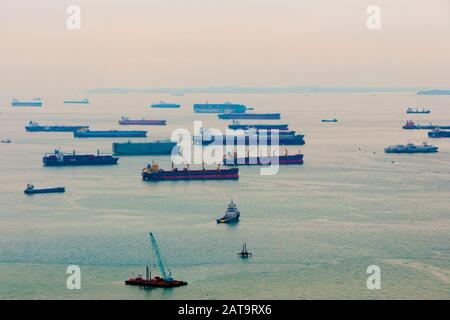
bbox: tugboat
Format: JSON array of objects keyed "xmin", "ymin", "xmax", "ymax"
[
  {"xmin": 216, "ymin": 200, "xmax": 240, "ymax": 224},
  {"xmin": 24, "ymin": 184, "xmax": 65, "ymax": 195},
  {"xmin": 125, "ymin": 233, "xmax": 188, "ymax": 288},
  {"xmin": 238, "ymin": 243, "xmax": 252, "ymax": 259},
  {"xmin": 406, "ymin": 107, "xmax": 431, "ymax": 114},
  {"xmin": 428, "ymin": 128, "xmax": 450, "ymax": 138},
  {"xmin": 384, "ymin": 142, "xmax": 439, "ymax": 153},
  {"xmin": 142, "ymin": 162, "xmax": 239, "ymax": 181}
]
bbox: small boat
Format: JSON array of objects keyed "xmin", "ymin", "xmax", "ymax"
[
  {"xmin": 322, "ymin": 118, "xmax": 338, "ymax": 123},
  {"xmin": 406, "ymin": 107, "xmax": 430, "ymax": 114},
  {"xmin": 24, "ymin": 184, "xmax": 65, "ymax": 195},
  {"xmin": 238, "ymin": 243, "xmax": 252, "ymax": 259},
  {"xmin": 217, "ymin": 200, "xmax": 240, "ymax": 224},
  {"xmin": 1, "ymin": 138, "xmax": 11, "ymax": 144}
]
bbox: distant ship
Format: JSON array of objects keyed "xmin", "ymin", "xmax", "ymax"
[
  {"xmin": 384, "ymin": 142, "xmax": 438, "ymax": 153},
  {"xmin": 428, "ymin": 128, "xmax": 450, "ymax": 138},
  {"xmin": 224, "ymin": 151, "xmax": 304, "ymax": 166},
  {"xmin": 25, "ymin": 121, "xmax": 89, "ymax": 132},
  {"xmin": 216, "ymin": 200, "xmax": 240, "ymax": 224},
  {"xmin": 113, "ymin": 140, "xmax": 177, "ymax": 155},
  {"xmin": 198, "ymin": 132, "xmax": 305, "ymax": 146},
  {"xmin": 11, "ymin": 98, "xmax": 42, "ymax": 107},
  {"xmin": 322, "ymin": 118, "xmax": 338, "ymax": 123},
  {"xmin": 24, "ymin": 184, "xmax": 65, "ymax": 195},
  {"xmin": 73, "ymin": 128, "xmax": 147, "ymax": 138},
  {"xmin": 1, "ymin": 138, "xmax": 11, "ymax": 144},
  {"xmin": 406, "ymin": 107, "xmax": 430, "ymax": 114},
  {"xmin": 63, "ymin": 99, "xmax": 89, "ymax": 104},
  {"xmin": 118, "ymin": 116, "xmax": 166, "ymax": 126},
  {"xmin": 218, "ymin": 113, "xmax": 281, "ymax": 120},
  {"xmin": 142, "ymin": 162, "xmax": 239, "ymax": 181},
  {"xmin": 43, "ymin": 150, "xmax": 119, "ymax": 166},
  {"xmin": 194, "ymin": 102, "xmax": 249, "ymax": 113},
  {"xmin": 402, "ymin": 120, "xmax": 450, "ymax": 130},
  {"xmin": 150, "ymin": 102, "xmax": 181, "ymax": 109},
  {"xmin": 228, "ymin": 123, "xmax": 289, "ymax": 130}
]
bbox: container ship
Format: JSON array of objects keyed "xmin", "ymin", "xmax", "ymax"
[
  {"xmin": 11, "ymin": 98, "xmax": 42, "ymax": 107},
  {"xmin": 402, "ymin": 120, "xmax": 450, "ymax": 130},
  {"xmin": 384, "ymin": 143, "xmax": 438, "ymax": 153},
  {"xmin": 142, "ymin": 162, "xmax": 239, "ymax": 181},
  {"xmin": 228, "ymin": 123, "xmax": 289, "ymax": 130},
  {"xmin": 216, "ymin": 200, "xmax": 240, "ymax": 224},
  {"xmin": 150, "ymin": 102, "xmax": 180, "ymax": 108},
  {"xmin": 194, "ymin": 102, "xmax": 248, "ymax": 113},
  {"xmin": 428, "ymin": 129, "xmax": 450, "ymax": 138},
  {"xmin": 63, "ymin": 99, "xmax": 89, "ymax": 104},
  {"xmin": 125, "ymin": 233, "xmax": 188, "ymax": 288},
  {"xmin": 73, "ymin": 128, "xmax": 147, "ymax": 138},
  {"xmin": 224, "ymin": 151, "xmax": 304, "ymax": 166},
  {"xmin": 113, "ymin": 140, "xmax": 177, "ymax": 155},
  {"xmin": 118, "ymin": 116, "xmax": 166, "ymax": 126},
  {"xmin": 25, "ymin": 121, "xmax": 88, "ymax": 132},
  {"xmin": 43, "ymin": 150, "xmax": 119, "ymax": 166},
  {"xmin": 218, "ymin": 113, "xmax": 281, "ymax": 120},
  {"xmin": 406, "ymin": 107, "xmax": 431, "ymax": 114}
]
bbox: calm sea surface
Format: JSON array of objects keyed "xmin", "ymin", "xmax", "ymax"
[{"xmin": 0, "ymin": 93, "xmax": 449, "ymax": 299}]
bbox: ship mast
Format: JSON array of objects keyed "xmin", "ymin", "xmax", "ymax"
[{"xmin": 149, "ymin": 232, "xmax": 173, "ymax": 282}]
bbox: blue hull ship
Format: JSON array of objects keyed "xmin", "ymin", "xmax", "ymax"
[
  {"xmin": 151, "ymin": 102, "xmax": 181, "ymax": 108},
  {"xmin": 428, "ymin": 129, "xmax": 450, "ymax": 138},
  {"xmin": 25, "ymin": 121, "xmax": 88, "ymax": 132},
  {"xmin": 43, "ymin": 150, "xmax": 119, "ymax": 166},
  {"xmin": 74, "ymin": 129, "xmax": 147, "ymax": 138},
  {"xmin": 194, "ymin": 102, "xmax": 248, "ymax": 113},
  {"xmin": 228, "ymin": 123, "xmax": 289, "ymax": 130},
  {"xmin": 384, "ymin": 143, "xmax": 438, "ymax": 153},
  {"xmin": 12, "ymin": 98, "xmax": 42, "ymax": 107},
  {"xmin": 218, "ymin": 113, "xmax": 281, "ymax": 120},
  {"xmin": 113, "ymin": 140, "xmax": 177, "ymax": 155},
  {"xmin": 63, "ymin": 99, "xmax": 89, "ymax": 104},
  {"xmin": 199, "ymin": 134, "xmax": 305, "ymax": 146}
]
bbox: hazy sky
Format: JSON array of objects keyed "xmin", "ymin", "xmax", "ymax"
[{"xmin": 1, "ymin": 0, "xmax": 450, "ymax": 95}]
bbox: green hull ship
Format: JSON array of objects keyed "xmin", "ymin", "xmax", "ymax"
[{"xmin": 113, "ymin": 140, "xmax": 177, "ymax": 155}]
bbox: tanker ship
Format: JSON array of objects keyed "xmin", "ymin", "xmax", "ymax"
[
  {"xmin": 25, "ymin": 121, "xmax": 88, "ymax": 132},
  {"xmin": 223, "ymin": 151, "xmax": 303, "ymax": 166},
  {"xmin": 118, "ymin": 116, "xmax": 166, "ymax": 126},
  {"xmin": 74, "ymin": 128, "xmax": 147, "ymax": 138},
  {"xmin": 198, "ymin": 133, "xmax": 305, "ymax": 146},
  {"xmin": 142, "ymin": 162, "xmax": 239, "ymax": 181},
  {"xmin": 150, "ymin": 102, "xmax": 180, "ymax": 108}
]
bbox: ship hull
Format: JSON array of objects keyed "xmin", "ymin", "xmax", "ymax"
[
  {"xmin": 43, "ymin": 155, "xmax": 119, "ymax": 166},
  {"xmin": 224, "ymin": 154, "xmax": 303, "ymax": 166},
  {"xmin": 428, "ymin": 131, "xmax": 450, "ymax": 138},
  {"xmin": 218, "ymin": 113, "xmax": 281, "ymax": 120},
  {"xmin": 142, "ymin": 168, "xmax": 239, "ymax": 181},
  {"xmin": 384, "ymin": 148, "xmax": 438, "ymax": 153},
  {"xmin": 151, "ymin": 104, "xmax": 180, "ymax": 108},
  {"xmin": 24, "ymin": 187, "xmax": 65, "ymax": 194},
  {"xmin": 12, "ymin": 102, "xmax": 42, "ymax": 107},
  {"xmin": 125, "ymin": 277, "xmax": 188, "ymax": 288},
  {"xmin": 403, "ymin": 125, "xmax": 450, "ymax": 130},
  {"xmin": 217, "ymin": 215, "xmax": 240, "ymax": 224},
  {"xmin": 113, "ymin": 141, "xmax": 176, "ymax": 155},
  {"xmin": 74, "ymin": 131, "xmax": 147, "ymax": 138},
  {"xmin": 229, "ymin": 124, "xmax": 289, "ymax": 130},
  {"xmin": 194, "ymin": 104, "xmax": 247, "ymax": 113},
  {"xmin": 63, "ymin": 100, "xmax": 89, "ymax": 104},
  {"xmin": 118, "ymin": 120, "xmax": 166, "ymax": 126},
  {"xmin": 26, "ymin": 126, "xmax": 88, "ymax": 132},
  {"xmin": 200, "ymin": 135, "xmax": 305, "ymax": 146}
]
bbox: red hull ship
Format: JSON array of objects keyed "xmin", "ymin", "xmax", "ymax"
[{"xmin": 142, "ymin": 162, "xmax": 239, "ymax": 181}]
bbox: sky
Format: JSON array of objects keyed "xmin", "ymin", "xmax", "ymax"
[{"xmin": 1, "ymin": 0, "xmax": 450, "ymax": 95}]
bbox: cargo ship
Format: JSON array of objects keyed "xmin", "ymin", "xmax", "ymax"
[
  {"xmin": 63, "ymin": 99, "xmax": 89, "ymax": 104},
  {"xmin": 24, "ymin": 184, "xmax": 65, "ymax": 195},
  {"xmin": 199, "ymin": 133, "xmax": 305, "ymax": 146},
  {"xmin": 43, "ymin": 150, "xmax": 119, "ymax": 166},
  {"xmin": 194, "ymin": 102, "xmax": 248, "ymax": 113},
  {"xmin": 125, "ymin": 233, "xmax": 188, "ymax": 288},
  {"xmin": 384, "ymin": 142, "xmax": 438, "ymax": 153},
  {"xmin": 216, "ymin": 200, "xmax": 240, "ymax": 224},
  {"xmin": 228, "ymin": 123, "xmax": 289, "ymax": 130},
  {"xmin": 428, "ymin": 128, "xmax": 450, "ymax": 138},
  {"xmin": 402, "ymin": 120, "xmax": 450, "ymax": 130},
  {"xmin": 73, "ymin": 128, "xmax": 147, "ymax": 138},
  {"xmin": 11, "ymin": 98, "xmax": 42, "ymax": 107},
  {"xmin": 218, "ymin": 113, "xmax": 281, "ymax": 120},
  {"xmin": 322, "ymin": 118, "xmax": 338, "ymax": 123},
  {"xmin": 118, "ymin": 116, "xmax": 166, "ymax": 126},
  {"xmin": 150, "ymin": 102, "xmax": 181, "ymax": 108},
  {"xmin": 406, "ymin": 107, "xmax": 430, "ymax": 114},
  {"xmin": 224, "ymin": 151, "xmax": 303, "ymax": 166},
  {"xmin": 113, "ymin": 140, "xmax": 177, "ymax": 155},
  {"xmin": 142, "ymin": 162, "xmax": 239, "ymax": 181},
  {"xmin": 25, "ymin": 121, "xmax": 89, "ymax": 132}
]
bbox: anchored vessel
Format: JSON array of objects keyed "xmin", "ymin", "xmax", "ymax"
[
  {"xmin": 217, "ymin": 200, "xmax": 240, "ymax": 224},
  {"xmin": 194, "ymin": 102, "xmax": 248, "ymax": 113},
  {"xmin": 384, "ymin": 142, "xmax": 438, "ymax": 153},
  {"xmin": 74, "ymin": 128, "xmax": 147, "ymax": 138},
  {"xmin": 199, "ymin": 133, "xmax": 305, "ymax": 146},
  {"xmin": 151, "ymin": 102, "xmax": 181, "ymax": 109},
  {"xmin": 402, "ymin": 120, "xmax": 450, "ymax": 130},
  {"xmin": 118, "ymin": 116, "xmax": 166, "ymax": 126},
  {"xmin": 125, "ymin": 233, "xmax": 188, "ymax": 288},
  {"xmin": 322, "ymin": 118, "xmax": 338, "ymax": 123},
  {"xmin": 24, "ymin": 184, "xmax": 65, "ymax": 195},
  {"xmin": 142, "ymin": 162, "xmax": 239, "ymax": 181},
  {"xmin": 428, "ymin": 128, "xmax": 450, "ymax": 138},
  {"xmin": 25, "ymin": 121, "xmax": 89, "ymax": 132},
  {"xmin": 224, "ymin": 151, "xmax": 303, "ymax": 166},
  {"xmin": 238, "ymin": 243, "xmax": 252, "ymax": 259},
  {"xmin": 1, "ymin": 138, "xmax": 11, "ymax": 144},
  {"xmin": 113, "ymin": 140, "xmax": 177, "ymax": 155},
  {"xmin": 11, "ymin": 98, "xmax": 42, "ymax": 107},
  {"xmin": 43, "ymin": 150, "xmax": 119, "ymax": 166},
  {"xmin": 63, "ymin": 99, "xmax": 89, "ymax": 104},
  {"xmin": 228, "ymin": 122, "xmax": 289, "ymax": 130},
  {"xmin": 218, "ymin": 113, "xmax": 281, "ymax": 120},
  {"xmin": 406, "ymin": 107, "xmax": 431, "ymax": 114}
]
